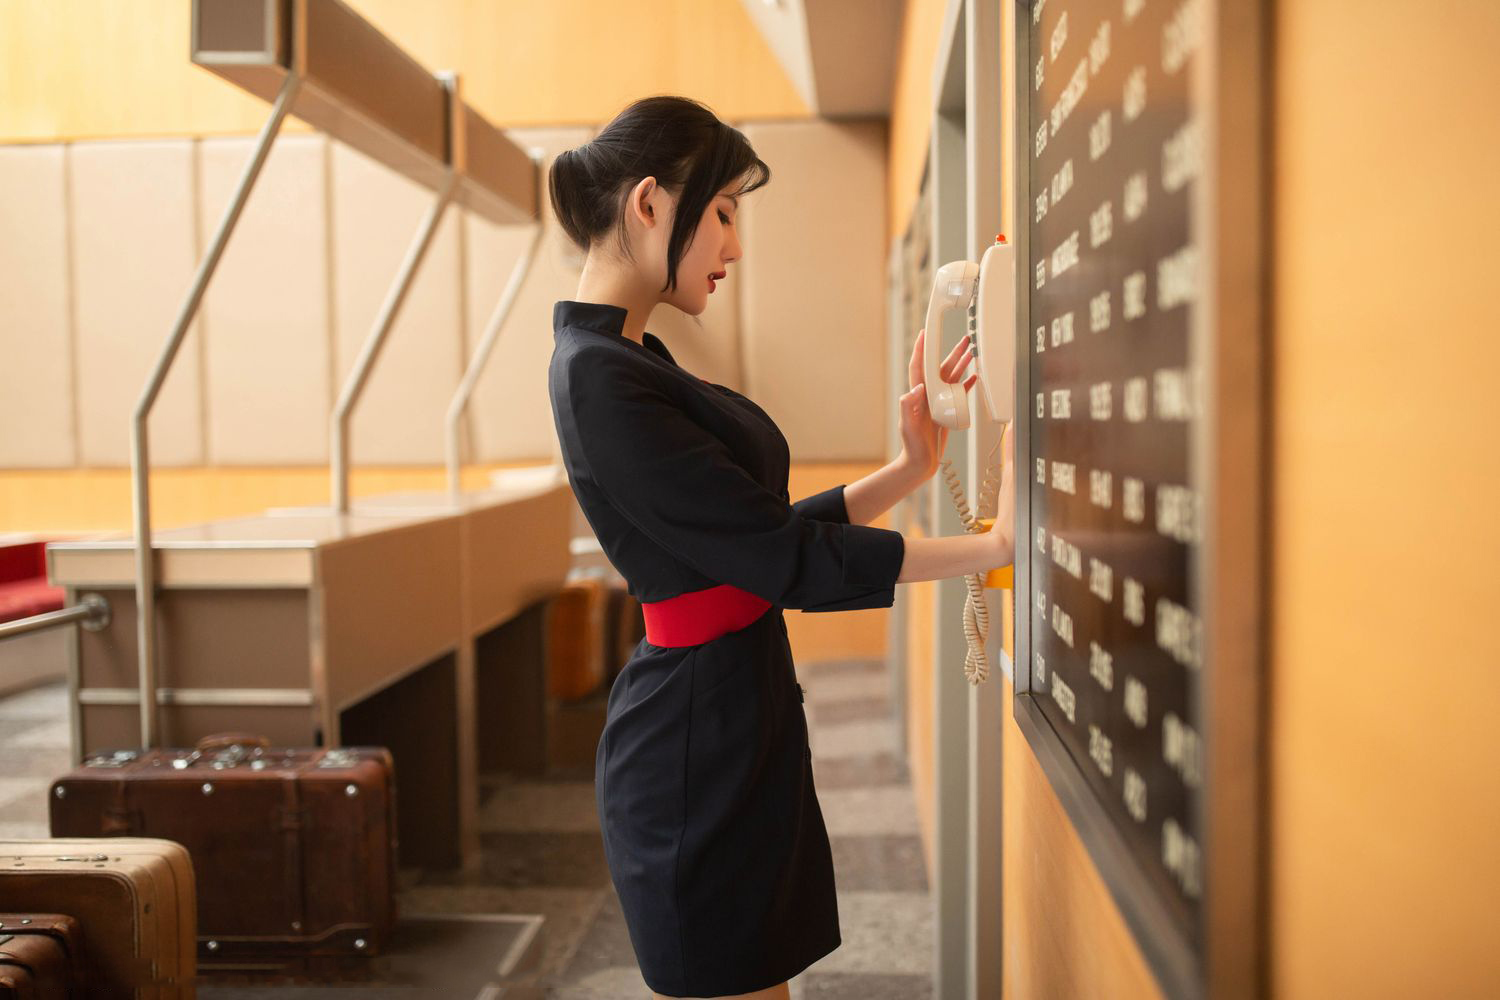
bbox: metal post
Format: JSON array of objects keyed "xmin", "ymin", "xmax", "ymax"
[
  {"xmin": 131, "ymin": 71, "xmax": 302, "ymax": 750},
  {"xmin": 444, "ymin": 212, "xmax": 544, "ymax": 500},
  {"xmin": 330, "ymin": 171, "xmax": 458, "ymax": 513}
]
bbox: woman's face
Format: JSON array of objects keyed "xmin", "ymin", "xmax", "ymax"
[{"xmin": 661, "ymin": 185, "xmax": 742, "ymax": 316}]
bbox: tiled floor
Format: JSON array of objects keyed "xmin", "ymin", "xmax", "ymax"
[
  {"xmin": 0, "ymin": 683, "xmax": 72, "ymax": 840},
  {"xmin": 0, "ymin": 657, "xmax": 933, "ymax": 998}
]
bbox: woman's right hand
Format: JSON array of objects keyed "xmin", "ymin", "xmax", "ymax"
[{"xmin": 895, "ymin": 422, "xmax": 1018, "ymax": 585}]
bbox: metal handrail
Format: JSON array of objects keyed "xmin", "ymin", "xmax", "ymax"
[
  {"xmin": 329, "ymin": 168, "xmax": 457, "ymax": 513},
  {"xmin": 130, "ymin": 71, "xmax": 303, "ymax": 749},
  {"xmin": 0, "ymin": 593, "xmax": 111, "ymax": 642},
  {"xmin": 444, "ymin": 201, "xmax": 545, "ymax": 500}
]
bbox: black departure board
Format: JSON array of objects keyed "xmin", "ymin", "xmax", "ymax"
[{"xmin": 1014, "ymin": 0, "xmax": 1239, "ymax": 990}]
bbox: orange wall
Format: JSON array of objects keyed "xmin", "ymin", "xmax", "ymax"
[
  {"xmin": 1268, "ymin": 1, "xmax": 1500, "ymax": 994},
  {"xmin": 0, "ymin": 464, "xmax": 528, "ymax": 536},
  {"xmin": 887, "ymin": 0, "xmax": 949, "ymax": 245},
  {"xmin": 0, "ymin": 0, "xmax": 807, "ymax": 143}
]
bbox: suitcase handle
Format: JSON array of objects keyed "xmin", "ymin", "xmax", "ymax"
[{"xmin": 195, "ymin": 732, "xmax": 271, "ymax": 753}]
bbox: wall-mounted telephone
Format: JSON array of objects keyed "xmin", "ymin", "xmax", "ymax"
[{"xmin": 922, "ymin": 235, "xmax": 1016, "ymax": 686}]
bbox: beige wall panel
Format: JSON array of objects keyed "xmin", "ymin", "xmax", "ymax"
[
  {"xmin": 329, "ymin": 140, "xmax": 463, "ymax": 466},
  {"xmin": 739, "ymin": 120, "xmax": 888, "ymax": 462},
  {"xmin": 0, "ymin": 145, "xmax": 75, "ymax": 468},
  {"xmin": 465, "ymin": 126, "xmax": 592, "ymax": 465},
  {"xmin": 197, "ymin": 135, "xmax": 331, "ymax": 465},
  {"xmin": 69, "ymin": 140, "xmax": 204, "ymax": 467}
]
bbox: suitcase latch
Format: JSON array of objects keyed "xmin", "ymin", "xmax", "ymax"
[
  {"xmin": 317, "ymin": 749, "xmax": 359, "ymax": 769},
  {"xmin": 84, "ymin": 749, "xmax": 139, "ymax": 768}
]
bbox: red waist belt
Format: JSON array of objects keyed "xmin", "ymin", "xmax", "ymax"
[{"xmin": 640, "ymin": 583, "xmax": 772, "ymax": 647}]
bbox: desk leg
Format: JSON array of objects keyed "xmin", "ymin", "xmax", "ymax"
[
  {"xmin": 340, "ymin": 652, "xmax": 461, "ymax": 870},
  {"xmin": 475, "ymin": 597, "xmax": 551, "ymax": 776},
  {"xmin": 456, "ymin": 635, "xmax": 480, "ymax": 875}
]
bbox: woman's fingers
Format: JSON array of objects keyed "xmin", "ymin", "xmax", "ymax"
[
  {"xmin": 941, "ymin": 345, "xmax": 975, "ymax": 384},
  {"xmin": 914, "ymin": 329, "xmax": 980, "ymax": 391},
  {"xmin": 942, "ymin": 332, "xmax": 969, "ymax": 366}
]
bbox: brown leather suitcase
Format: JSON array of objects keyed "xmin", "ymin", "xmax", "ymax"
[
  {"xmin": 0, "ymin": 913, "xmax": 77, "ymax": 998},
  {"xmin": 549, "ymin": 577, "xmax": 607, "ymax": 701},
  {"xmin": 0, "ymin": 838, "xmax": 195, "ymax": 999},
  {"xmin": 47, "ymin": 734, "xmax": 397, "ymax": 969}
]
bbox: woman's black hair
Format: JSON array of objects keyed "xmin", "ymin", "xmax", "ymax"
[{"xmin": 548, "ymin": 95, "xmax": 770, "ymax": 294}]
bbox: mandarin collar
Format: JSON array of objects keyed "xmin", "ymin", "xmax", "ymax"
[
  {"xmin": 553, "ymin": 299, "xmax": 628, "ymax": 336},
  {"xmin": 553, "ymin": 299, "xmax": 676, "ymax": 365}
]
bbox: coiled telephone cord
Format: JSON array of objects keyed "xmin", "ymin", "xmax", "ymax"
[{"xmin": 939, "ymin": 437, "xmax": 1005, "ymax": 686}]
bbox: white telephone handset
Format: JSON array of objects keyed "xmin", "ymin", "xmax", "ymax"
[
  {"xmin": 921, "ymin": 236, "xmax": 1017, "ymax": 685},
  {"xmin": 922, "ymin": 237, "xmax": 1016, "ymax": 431}
]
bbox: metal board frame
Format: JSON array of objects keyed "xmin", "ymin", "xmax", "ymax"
[{"xmin": 1008, "ymin": 2, "xmax": 1266, "ymax": 998}]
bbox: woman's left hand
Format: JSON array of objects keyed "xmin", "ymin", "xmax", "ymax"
[{"xmin": 898, "ymin": 326, "xmax": 977, "ymax": 478}]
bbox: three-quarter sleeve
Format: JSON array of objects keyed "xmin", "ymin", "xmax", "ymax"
[
  {"xmin": 558, "ymin": 349, "xmax": 904, "ymax": 613},
  {"xmin": 791, "ymin": 484, "xmax": 850, "ymax": 525}
]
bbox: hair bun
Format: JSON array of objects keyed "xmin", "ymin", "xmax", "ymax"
[{"xmin": 545, "ymin": 96, "xmax": 769, "ymax": 294}]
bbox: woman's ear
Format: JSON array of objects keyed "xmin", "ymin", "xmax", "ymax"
[{"xmin": 629, "ymin": 176, "xmax": 658, "ymax": 226}]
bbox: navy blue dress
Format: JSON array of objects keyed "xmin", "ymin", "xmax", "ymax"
[{"xmin": 548, "ymin": 299, "xmax": 906, "ymax": 997}]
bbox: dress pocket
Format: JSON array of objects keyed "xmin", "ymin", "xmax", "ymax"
[
  {"xmin": 685, "ymin": 607, "xmax": 777, "ymax": 701},
  {"xmin": 687, "ymin": 639, "xmax": 745, "ymax": 702}
]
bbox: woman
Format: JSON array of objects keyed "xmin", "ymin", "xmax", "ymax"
[{"xmin": 547, "ymin": 95, "xmax": 1014, "ymax": 1000}]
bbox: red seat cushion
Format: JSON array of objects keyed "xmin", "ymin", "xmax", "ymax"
[
  {"xmin": 0, "ymin": 578, "xmax": 66, "ymax": 624},
  {"xmin": 0, "ymin": 541, "xmax": 47, "ymax": 585},
  {"xmin": 0, "ymin": 541, "xmax": 63, "ymax": 623}
]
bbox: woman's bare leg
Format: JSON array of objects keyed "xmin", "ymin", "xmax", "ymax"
[{"xmin": 651, "ymin": 980, "xmax": 790, "ymax": 1000}]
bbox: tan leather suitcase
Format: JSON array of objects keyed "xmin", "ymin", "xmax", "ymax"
[
  {"xmin": 0, "ymin": 838, "xmax": 195, "ymax": 999},
  {"xmin": 47, "ymin": 734, "xmax": 396, "ymax": 968},
  {"xmin": 548, "ymin": 577, "xmax": 606, "ymax": 701}
]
